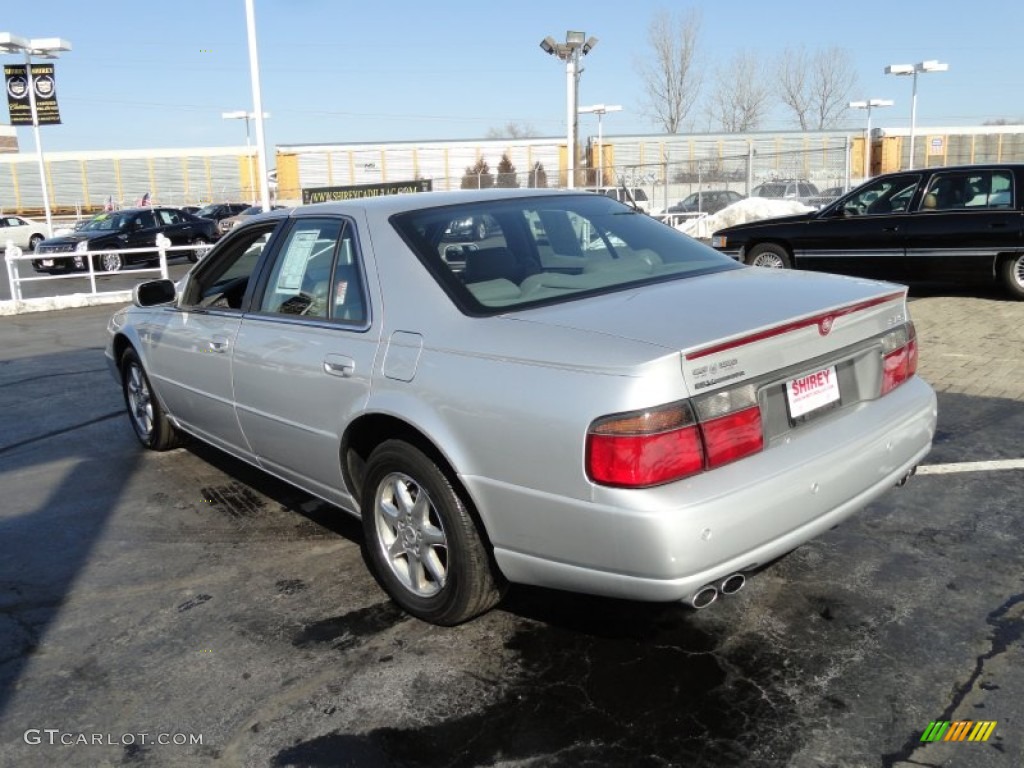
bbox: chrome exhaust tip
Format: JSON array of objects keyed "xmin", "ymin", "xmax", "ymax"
[
  {"xmin": 688, "ymin": 585, "xmax": 718, "ymax": 610},
  {"xmin": 896, "ymin": 466, "xmax": 917, "ymax": 487},
  {"xmin": 718, "ymin": 573, "xmax": 746, "ymax": 595}
]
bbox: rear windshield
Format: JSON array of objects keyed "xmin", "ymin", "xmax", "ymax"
[{"xmin": 391, "ymin": 193, "xmax": 740, "ymax": 315}]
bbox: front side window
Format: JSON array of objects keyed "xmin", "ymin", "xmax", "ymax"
[
  {"xmin": 257, "ymin": 217, "xmax": 366, "ymax": 324},
  {"xmin": 838, "ymin": 174, "xmax": 922, "ymax": 215},
  {"xmin": 392, "ymin": 193, "xmax": 739, "ymax": 314},
  {"xmin": 182, "ymin": 224, "xmax": 277, "ymax": 310}
]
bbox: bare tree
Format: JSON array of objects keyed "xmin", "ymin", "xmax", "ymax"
[
  {"xmin": 486, "ymin": 121, "xmax": 538, "ymax": 139},
  {"xmin": 777, "ymin": 46, "xmax": 813, "ymax": 130},
  {"xmin": 778, "ymin": 46, "xmax": 858, "ymax": 129},
  {"xmin": 708, "ymin": 52, "xmax": 772, "ymax": 132},
  {"xmin": 636, "ymin": 8, "xmax": 703, "ymax": 133}
]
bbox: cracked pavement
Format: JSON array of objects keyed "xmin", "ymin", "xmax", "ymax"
[{"xmin": 0, "ymin": 292, "xmax": 1021, "ymax": 767}]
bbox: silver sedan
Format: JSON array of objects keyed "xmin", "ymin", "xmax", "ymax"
[{"xmin": 106, "ymin": 189, "xmax": 937, "ymax": 624}]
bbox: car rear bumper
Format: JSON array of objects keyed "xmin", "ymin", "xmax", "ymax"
[{"xmin": 467, "ymin": 375, "xmax": 937, "ymax": 603}]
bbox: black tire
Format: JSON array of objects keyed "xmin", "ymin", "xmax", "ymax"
[
  {"xmin": 1000, "ymin": 254, "xmax": 1024, "ymax": 300},
  {"xmin": 120, "ymin": 348, "xmax": 182, "ymax": 451},
  {"xmin": 745, "ymin": 243, "xmax": 792, "ymax": 269},
  {"xmin": 361, "ymin": 440, "xmax": 505, "ymax": 625},
  {"xmin": 189, "ymin": 236, "xmax": 211, "ymax": 263},
  {"xmin": 29, "ymin": 234, "xmax": 43, "ymax": 251}
]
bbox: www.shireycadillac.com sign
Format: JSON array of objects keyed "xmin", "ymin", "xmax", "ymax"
[
  {"xmin": 301, "ymin": 180, "xmax": 432, "ymax": 205},
  {"xmin": 4, "ymin": 63, "xmax": 61, "ymax": 126}
]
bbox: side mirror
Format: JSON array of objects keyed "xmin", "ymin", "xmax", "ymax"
[{"xmin": 133, "ymin": 279, "xmax": 176, "ymax": 307}]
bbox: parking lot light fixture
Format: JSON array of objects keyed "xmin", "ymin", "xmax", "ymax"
[
  {"xmin": 885, "ymin": 60, "xmax": 948, "ymax": 170},
  {"xmin": 539, "ymin": 30, "xmax": 599, "ymax": 189},
  {"xmin": 849, "ymin": 99, "xmax": 893, "ymax": 179},
  {"xmin": 578, "ymin": 104, "xmax": 622, "ymax": 186},
  {"xmin": 0, "ymin": 32, "xmax": 72, "ymax": 237}
]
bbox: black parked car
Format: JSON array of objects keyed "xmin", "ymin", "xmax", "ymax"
[
  {"xmin": 33, "ymin": 207, "xmax": 219, "ymax": 273},
  {"xmin": 711, "ymin": 164, "xmax": 1024, "ymax": 300}
]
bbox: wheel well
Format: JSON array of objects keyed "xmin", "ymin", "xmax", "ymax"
[
  {"xmin": 112, "ymin": 334, "xmax": 135, "ymax": 372},
  {"xmin": 342, "ymin": 414, "xmax": 455, "ymax": 507},
  {"xmin": 341, "ymin": 413, "xmax": 501, "ymax": 559}
]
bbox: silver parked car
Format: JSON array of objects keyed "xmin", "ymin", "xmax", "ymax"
[{"xmin": 106, "ymin": 189, "xmax": 937, "ymax": 625}]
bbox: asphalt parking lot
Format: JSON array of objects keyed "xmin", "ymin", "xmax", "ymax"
[{"xmin": 0, "ymin": 288, "xmax": 1022, "ymax": 767}]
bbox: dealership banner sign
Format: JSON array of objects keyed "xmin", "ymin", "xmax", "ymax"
[
  {"xmin": 4, "ymin": 63, "xmax": 62, "ymax": 126},
  {"xmin": 302, "ymin": 179, "xmax": 432, "ymax": 205}
]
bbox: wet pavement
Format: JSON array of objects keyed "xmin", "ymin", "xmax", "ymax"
[{"xmin": 0, "ymin": 295, "xmax": 1021, "ymax": 767}]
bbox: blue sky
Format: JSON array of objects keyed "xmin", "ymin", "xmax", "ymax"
[{"xmin": 3, "ymin": 0, "xmax": 1022, "ymax": 154}]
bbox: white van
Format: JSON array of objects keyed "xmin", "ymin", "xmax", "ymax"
[{"xmin": 584, "ymin": 186, "xmax": 651, "ymax": 213}]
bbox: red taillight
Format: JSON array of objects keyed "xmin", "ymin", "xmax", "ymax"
[
  {"xmin": 701, "ymin": 406, "xmax": 764, "ymax": 468},
  {"xmin": 881, "ymin": 321, "xmax": 917, "ymax": 396},
  {"xmin": 587, "ymin": 385, "xmax": 764, "ymax": 488},
  {"xmin": 586, "ymin": 402, "xmax": 703, "ymax": 487}
]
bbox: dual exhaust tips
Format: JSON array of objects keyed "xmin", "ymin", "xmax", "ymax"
[{"xmin": 687, "ymin": 572, "xmax": 746, "ymax": 610}]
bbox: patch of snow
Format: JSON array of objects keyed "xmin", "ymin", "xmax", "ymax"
[{"xmin": 676, "ymin": 198, "xmax": 815, "ymax": 239}]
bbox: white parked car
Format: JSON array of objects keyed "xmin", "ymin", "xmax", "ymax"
[
  {"xmin": 0, "ymin": 215, "xmax": 48, "ymax": 251},
  {"xmin": 107, "ymin": 189, "xmax": 937, "ymax": 625}
]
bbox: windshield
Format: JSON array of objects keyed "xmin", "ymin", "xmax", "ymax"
[
  {"xmin": 240, "ymin": 206, "xmax": 263, "ymax": 216},
  {"xmin": 392, "ymin": 193, "xmax": 740, "ymax": 315},
  {"xmin": 195, "ymin": 205, "xmax": 220, "ymax": 217},
  {"xmin": 80, "ymin": 213, "xmax": 129, "ymax": 232}
]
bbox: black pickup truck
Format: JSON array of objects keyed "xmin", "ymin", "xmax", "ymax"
[{"xmin": 711, "ymin": 164, "xmax": 1024, "ymax": 300}]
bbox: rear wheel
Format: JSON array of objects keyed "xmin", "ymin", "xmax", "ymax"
[
  {"xmin": 746, "ymin": 243, "xmax": 792, "ymax": 269},
  {"xmin": 1000, "ymin": 253, "xmax": 1024, "ymax": 300},
  {"xmin": 361, "ymin": 440, "xmax": 505, "ymax": 625},
  {"xmin": 120, "ymin": 348, "xmax": 182, "ymax": 451},
  {"xmin": 189, "ymin": 236, "xmax": 211, "ymax": 263}
]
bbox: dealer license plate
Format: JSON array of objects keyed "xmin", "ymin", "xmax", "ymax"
[
  {"xmin": 786, "ymin": 365, "xmax": 840, "ymax": 419},
  {"xmin": 41, "ymin": 259, "xmax": 54, "ymax": 267}
]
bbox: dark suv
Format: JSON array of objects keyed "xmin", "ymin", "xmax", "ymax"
[
  {"xmin": 193, "ymin": 202, "xmax": 250, "ymax": 228},
  {"xmin": 750, "ymin": 179, "xmax": 821, "ymax": 206},
  {"xmin": 33, "ymin": 207, "xmax": 219, "ymax": 273}
]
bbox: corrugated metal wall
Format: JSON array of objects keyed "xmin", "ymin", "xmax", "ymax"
[{"xmin": 0, "ymin": 148, "xmax": 253, "ymax": 214}]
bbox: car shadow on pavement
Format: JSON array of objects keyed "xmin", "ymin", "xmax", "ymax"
[{"xmin": 0, "ymin": 348, "xmax": 142, "ymax": 719}]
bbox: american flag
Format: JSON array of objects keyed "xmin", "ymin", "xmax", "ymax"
[
  {"xmin": 136, "ymin": 192, "xmax": 151, "ymax": 206},
  {"xmin": 104, "ymin": 196, "xmax": 114, "ymax": 211}
]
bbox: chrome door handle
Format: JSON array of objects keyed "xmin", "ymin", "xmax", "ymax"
[
  {"xmin": 208, "ymin": 336, "xmax": 230, "ymax": 353},
  {"xmin": 324, "ymin": 354, "xmax": 355, "ymax": 377}
]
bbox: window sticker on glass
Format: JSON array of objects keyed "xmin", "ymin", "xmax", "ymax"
[{"xmin": 277, "ymin": 230, "xmax": 320, "ymax": 290}]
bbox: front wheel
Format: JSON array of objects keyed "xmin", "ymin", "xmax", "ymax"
[
  {"xmin": 29, "ymin": 234, "xmax": 43, "ymax": 251},
  {"xmin": 999, "ymin": 253, "xmax": 1024, "ymax": 300},
  {"xmin": 361, "ymin": 440, "xmax": 505, "ymax": 625},
  {"xmin": 745, "ymin": 243, "xmax": 792, "ymax": 269},
  {"xmin": 100, "ymin": 252, "xmax": 123, "ymax": 272},
  {"xmin": 120, "ymin": 348, "xmax": 182, "ymax": 451}
]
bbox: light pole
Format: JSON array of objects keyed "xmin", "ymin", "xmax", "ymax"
[
  {"xmin": 578, "ymin": 104, "xmax": 622, "ymax": 186},
  {"xmin": 884, "ymin": 60, "xmax": 948, "ymax": 170},
  {"xmin": 0, "ymin": 32, "xmax": 71, "ymax": 237},
  {"xmin": 540, "ymin": 30, "xmax": 598, "ymax": 189},
  {"xmin": 848, "ymin": 99, "xmax": 893, "ymax": 180},
  {"xmin": 244, "ymin": 0, "xmax": 272, "ymax": 211},
  {"xmin": 222, "ymin": 110, "xmax": 270, "ymax": 203}
]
